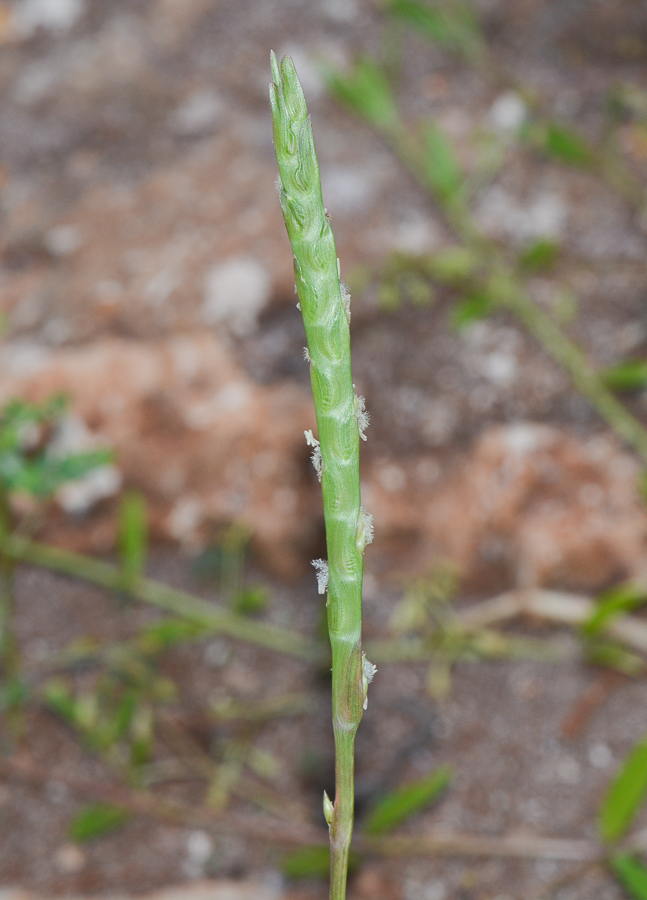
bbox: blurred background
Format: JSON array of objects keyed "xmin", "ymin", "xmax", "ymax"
[{"xmin": 2, "ymin": 0, "xmax": 647, "ymax": 898}]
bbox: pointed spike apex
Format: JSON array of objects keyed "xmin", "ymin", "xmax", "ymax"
[
  {"xmin": 323, "ymin": 790, "xmax": 334, "ymax": 828},
  {"xmin": 270, "ymin": 50, "xmax": 280, "ymax": 87},
  {"xmin": 279, "ymin": 55, "xmax": 308, "ymax": 122}
]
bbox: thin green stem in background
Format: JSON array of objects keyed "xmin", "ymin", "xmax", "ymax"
[
  {"xmin": 0, "ymin": 487, "xmax": 23, "ymax": 739},
  {"xmin": 0, "ymin": 533, "xmax": 316, "ymax": 661},
  {"xmin": 270, "ymin": 52, "xmax": 374, "ymax": 900}
]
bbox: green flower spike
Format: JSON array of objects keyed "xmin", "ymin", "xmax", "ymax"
[{"xmin": 270, "ymin": 51, "xmax": 374, "ymax": 900}]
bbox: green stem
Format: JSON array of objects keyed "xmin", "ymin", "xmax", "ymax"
[
  {"xmin": 0, "ymin": 488, "xmax": 22, "ymax": 738},
  {"xmin": 376, "ymin": 119, "xmax": 647, "ymax": 466},
  {"xmin": 270, "ymin": 53, "xmax": 373, "ymax": 900},
  {"xmin": 0, "ymin": 533, "xmax": 316, "ymax": 661}
]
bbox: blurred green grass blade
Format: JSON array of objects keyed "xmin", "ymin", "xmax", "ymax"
[
  {"xmin": 543, "ymin": 122, "xmax": 595, "ymax": 167},
  {"xmin": 138, "ymin": 616, "xmax": 208, "ymax": 653},
  {"xmin": 118, "ymin": 490, "xmax": 148, "ymax": 582},
  {"xmin": 42, "ymin": 677, "xmax": 77, "ymax": 725},
  {"xmin": 450, "ymin": 290, "xmax": 493, "ymax": 329},
  {"xmin": 363, "ymin": 765, "xmax": 453, "ymax": 836},
  {"xmin": 611, "ymin": 854, "xmax": 647, "ymax": 899},
  {"xmin": 601, "ymin": 359, "xmax": 647, "ymax": 393},
  {"xmin": 599, "ymin": 735, "xmax": 647, "ymax": 842},
  {"xmin": 322, "ymin": 56, "xmax": 399, "ymax": 131},
  {"xmin": 424, "ymin": 247, "xmax": 478, "ymax": 284},
  {"xmin": 583, "ymin": 582, "xmax": 647, "ymax": 639},
  {"xmin": 388, "ymin": 0, "xmax": 485, "ymax": 63},
  {"xmin": 68, "ymin": 802, "xmax": 132, "ymax": 842},
  {"xmin": 280, "ymin": 845, "xmax": 361, "ymax": 879},
  {"xmin": 584, "ymin": 640, "xmax": 644, "ymax": 677},
  {"xmin": 518, "ymin": 237, "xmax": 560, "ymax": 272},
  {"xmin": 420, "ymin": 120, "xmax": 463, "ymax": 203}
]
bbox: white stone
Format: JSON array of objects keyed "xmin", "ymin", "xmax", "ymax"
[
  {"xmin": 321, "ymin": 165, "xmax": 377, "ymax": 215},
  {"xmin": 202, "ymin": 256, "xmax": 270, "ymax": 336},
  {"xmin": 186, "ymin": 829, "xmax": 213, "ymax": 865},
  {"xmin": 170, "ymin": 89, "xmax": 224, "ymax": 136},
  {"xmin": 0, "ymin": 340, "xmax": 49, "ymax": 377},
  {"xmin": 57, "ymin": 465, "xmax": 122, "ymax": 514},
  {"xmin": 321, "ymin": 0, "xmax": 359, "ymax": 22},
  {"xmin": 480, "ymin": 349, "xmax": 517, "ymax": 385},
  {"xmin": 556, "ymin": 755, "xmax": 581, "ymax": 784},
  {"xmin": 588, "ymin": 743, "xmax": 613, "ymax": 769},
  {"xmin": 44, "ymin": 224, "xmax": 82, "ymax": 256},
  {"xmin": 14, "ymin": 0, "xmax": 84, "ymax": 37},
  {"xmin": 489, "ymin": 91, "xmax": 527, "ymax": 132},
  {"xmin": 475, "ymin": 186, "xmax": 566, "ymax": 243}
]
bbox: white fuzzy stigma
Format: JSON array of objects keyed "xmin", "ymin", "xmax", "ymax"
[
  {"xmin": 311, "ymin": 558, "xmax": 329, "ymax": 595},
  {"xmin": 304, "ymin": 429, "xmax": 323, "ymax": 480},
  {"xmin": 360, "ymin": 506, "xmax": 374, "ymax": 546},
  {"xmin": 354, "ymin": 393, "xmax": 370, "ymax": 441}
]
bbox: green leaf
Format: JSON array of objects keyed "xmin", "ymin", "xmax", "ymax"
[
  {"xmin": 519, "ymin": 238, "xmax": 560, "ymax": 272},
  {"xmin": 322, "ymin": 57, "xmax": 399, "ymax": 132},
  {"xmin": 424, "ymin": 247, "xmax": 478, "ymax": 284},
  {"xmin": 584, "ymin": 640, "xmax": 644, "ymax": 678},
  {"xmin": 68, "ymin": 802, "xmax": 132, "ymax": 842},
  {"xmin": 42, "ymin": 678, "xmax": 77, "ymax": 725},
  {"xmin": 377, "ymin": 280, "xmax": 402, "ymax": 311},
  {"xmin": 543, "ymin": 123, "xmax": 595, "ymax": 168},
  {"xmin": 583, "ymin": 582, "xmax": 647, "ymax": 638},
  {"xmin": 138, "ymin": 617, "xmax": 208, "ymax": 654},
  {"xmin": 599, "ymin": 735, "xmax": 647, "ymax": 842},
  {"xmin": 118, "ymin": 491, "xmax": 148, "ymax": 582},
  {"xmin": 601, "ymin": 360, "xmax": 647, "ymax": 393},
  {"xmin": 450, "ymin": 291, "xmax": 493, "ymax": 329},
  {"xmin": 363, "ymin": 766, "xmax": 453, "ymax": 835},
  {"xmin": 611, "ymin": 854, "xmax": 647, "ymax": 899},
  {"xmin": 0, "ymin": 676, "xmax": 29, "ymax": 710},
  {"xmin": 281, "ymin": 845, "xmax": 361, "ymax": 879},
  {"xmin": 232, "ymin": 585, "xmax": 269, "ymax": 616},
  {"xmin": 388, "ymin": 0, "xmax": 485, "ymax": 63},
  {"xmin": 420, "ymin": 120, "xmax": 463, "ymax": 203}
]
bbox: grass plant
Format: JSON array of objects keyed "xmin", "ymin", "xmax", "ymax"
[
  {"xmin": 323, "ymin": 0, "xmax": 647, "ymax": 468},
  {"xmin": 270, "ymin": 51, "xmax": 374, "ymax": 899}
]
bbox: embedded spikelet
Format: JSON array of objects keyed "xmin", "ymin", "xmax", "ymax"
[
  {"xmin": 362, "ymin": 652, "xmax": 377, "ymax": 710},
  {"xmin": 354, "ymin": 393, "xmax": 370, "ymax": 441},
  {"xmin": 296, "ymin": 301, "xmax": 301, "ymax": 310},
  {"xmin": 311, "ymin": 558, "xmax": 329, "ymax": 594},
  {"xmin": 274, "ymin": 174, "xmax": 283, "ymax": 194},
  {"xmin": 323, "ymin": 790, "xmax": 334, "ymax": 828},
  {"xmin": 303, "ymin": 346, "xmax": 311, "ymax": 364},
  {"xmin": 340, "ymin": 282, "xmax": 351, "ymax": 324}
]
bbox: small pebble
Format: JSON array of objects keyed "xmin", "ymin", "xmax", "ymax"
[{"xmin": 53, "ymin": 843, "xmax": 86, "ymax": 874}]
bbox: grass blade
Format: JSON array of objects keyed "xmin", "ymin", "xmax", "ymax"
[
  {"xmin": 363, "ymin": 766, "xmax": 453, "ymax": 836},
  {"xmin": 599, "ymin": 735, "xmax": 647, "ymax": 843}
]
